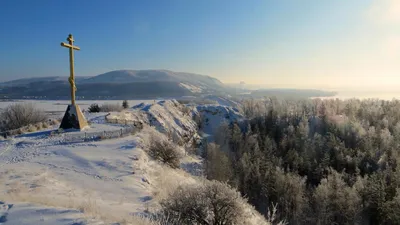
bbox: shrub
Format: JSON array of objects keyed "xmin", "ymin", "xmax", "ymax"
[
  {"xmin": 160, "ymin": 180, "xmax": 246, "ymax": 225},
  {"xmin": 100, "ymin": 103, "xmax": 123, "ymax": 112},
  {"xmin": 148, "ymin": 137, "xmax": 181, "ymax": 169},
  {"xmin": 122, "ymin": 100, "xmax": 129, "ymax": 109},
  {"xmin": 0, "ymin": 103, "xmax": 47, "ymax": 131},
  {"xmin": 88, "ymin": 104, "xmax": 100, "ymax": 113}
]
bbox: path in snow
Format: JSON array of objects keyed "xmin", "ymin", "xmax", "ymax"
[
  {"xmin": 0, "ymin": 201, "xmax": 103, "ymax": 225},
  {"xmin": 0, "ymin": 118, "xmax": 154, "ymax": 224}
]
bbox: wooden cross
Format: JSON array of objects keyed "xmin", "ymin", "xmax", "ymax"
[{"xmin": 61, "ymin": 34, "xmax": 80, "ymax": 105}]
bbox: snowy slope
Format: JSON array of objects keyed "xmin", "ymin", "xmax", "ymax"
[
  {"xmin": 178, "ymin": 83, "xmax": 202, "ymax": 93},
  {"xmin": 108, "ymin": 100, "xmax": 201, "ymax": 145},
  {"xmin": 195, "ymin": 104, "xmax": 244, "ymax": 136},
  {"xmin": 0, "ymin": 202, "xmax": 102, "ymax": 225},
  {"xmin": 108, "ymin": 99, "xmax": 244, "ymax": 143},
  {"xmin": 108, "ymin": 99, "xmax": 244, "ymax": 139},
  {"xmin": 0, "ymin": 136, "xmax": 153, "ymax": 223}
]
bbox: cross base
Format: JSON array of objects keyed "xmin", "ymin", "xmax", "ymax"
[{"xmin": 59, "ymin": 104, "xmax": 88, "ymax": 130}]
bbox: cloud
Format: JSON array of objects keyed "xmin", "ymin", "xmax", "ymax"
[{"xmin": 367, "ymin": 0, "xmax": 400, "ymax": 24}]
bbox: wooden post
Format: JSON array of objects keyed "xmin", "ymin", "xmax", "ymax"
[{"xmin": 120, "ymin": 128, "xmax": 123, "ymax": 137}]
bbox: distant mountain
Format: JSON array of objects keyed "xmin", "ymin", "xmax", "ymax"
[
  {"xmin": 0, "ymin": 70, "xmax": 337, "ymax": 100},
  {"xmin": 82, "ymin": 70, "xmax": 223, "ymax": 89},
  {"xmin": 0, "ymin": 76, "xmax": 89, "ymax": 87},
  {"xmin": 0, "ymin": 70, "xmax": 226, "ymax": 99}
]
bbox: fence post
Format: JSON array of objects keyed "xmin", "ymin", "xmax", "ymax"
[
  {"xmin": 84, "ymin": 132, "xmax": 87, "ymax": 141},
  {"xmin": 125, "ymin": 119, "xmax": 127, "ymax": 125},
  {"xmin": 120, "ymin": 128, "xmax": 123, "ymax": 137},
  {"xmin": 103, "ymin": 131, "xmax": 106, "ymax": 138}
]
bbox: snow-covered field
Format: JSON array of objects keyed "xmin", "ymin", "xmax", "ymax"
[
  {"xmin": 0, "ymin": 100, "xmax": 158, "ymax": 112},
  {"xmin": 0, "ymin": 99, "xmax": 267, "ymax": 225},
  {"xmin": 0, "ymin": 121, "xmax": 199, "ymax": 224}
]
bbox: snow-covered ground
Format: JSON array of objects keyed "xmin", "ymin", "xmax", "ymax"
[
  {"xmin": 111, "ymin": 100, "xmax": 200, "ymax": 143},
  {"xmin": 195, "ymin": 104, "xmax": 243, "ymax": 137},
  {"xmin": 0, "ymin": 99, "xmax": 267, "ymax": 225},
  {"xmin": 0, "ymin": 126, "xmax": 201, "ymax": 224},
  {"xmin": 0, "ymin": 100, "xmax": 158, "ymax": 113}
]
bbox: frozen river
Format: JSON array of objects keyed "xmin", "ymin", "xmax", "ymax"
[{"xmin": 0, "ymin": 99, "xmax": 158, "ymax": 119}]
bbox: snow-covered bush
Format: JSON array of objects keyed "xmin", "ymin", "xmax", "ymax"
[
  {"xmin": 0, "ymin": 103, "xmax": 47, "ymax": 131},
  {"xmin": 160, "ymin": 180, "xmax": 247, "ymax": 225},
  {"xmin": 148, "ymin": 136, "xmax": 181, "ymax": 169},
  {"xmin": 88, "ymin": 103, "xmax": 100, "ymax": 113},
  {"xmin": 100, "ymin": 103, "xmax": 123, "ymax": 112}
]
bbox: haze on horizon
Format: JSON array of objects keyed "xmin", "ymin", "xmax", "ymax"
[{"xmin": 0, "ymin": 0, "xmax": 399, "ymax": 91}]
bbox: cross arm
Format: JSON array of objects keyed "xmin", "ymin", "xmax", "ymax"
[{"xmin": 61, "ymin": 42, "xmax": 80, "ymax": 50}]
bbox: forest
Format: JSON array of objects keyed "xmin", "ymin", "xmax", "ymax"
[{"xmin": 205, "ymin": 97, "xmax": 400, "ymax": 225}]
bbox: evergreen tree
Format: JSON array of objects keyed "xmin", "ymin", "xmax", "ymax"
[{"xmin": 122, "ymin": 100, "xmax": 129, "ymax": 109}]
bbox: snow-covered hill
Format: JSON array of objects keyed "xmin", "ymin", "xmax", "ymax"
[
  {"xmin": 107, "ymin": 99, "xmax": 244, "ymax": 144},
  {"xmin": 0, "ymin": 70, "xmax": 227, "ymax": 98},
  {"xmin": 108, "ymin": 100, "xmax": 201, "ymax": 146},
  {"xmin": 0, "ymin": 99, "xmax": 269, "ymax": 225},
  {"xmin": 194, "ymin": 104, "xmax": 244, "ymax": 137},
  {"xmin": 81, "ymin": 70, "xmax": 223, "ymax": 89},
  {"xmin": 0, "ymin": 76, "xmax": 89, "ymax": 87}
]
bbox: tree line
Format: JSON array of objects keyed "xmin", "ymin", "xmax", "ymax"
[{"xmin": 205, "ymin": 97, "xmax": 400, "ymax": 225}]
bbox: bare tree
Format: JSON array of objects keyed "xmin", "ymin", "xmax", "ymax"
[{"xmin": 1, "ymin": 103, "xmax": 47, "ymax": 131}]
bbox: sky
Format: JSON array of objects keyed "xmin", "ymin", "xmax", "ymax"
[{"xmin": 0, "ymin": 0, "xmax": 399, "ymax": 90}]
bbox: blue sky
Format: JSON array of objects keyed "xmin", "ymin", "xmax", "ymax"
[{"xmin": 0, "ymin": 0, "xmax": 399, "ymax": 89}]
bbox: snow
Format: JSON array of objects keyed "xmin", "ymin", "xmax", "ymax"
[
  {"xmin": 109, "ymin": 100, "xmax": 200, "ymax": 145},
  {"xmin": 0, "ymin": 100, "xmax": 158, "ymax": 113},
  {"xmin": 195, "ymin": 104, "xmax": 244, "ymax": 137},
  {"xmin": 0, "ymin": 99, "xmax": 267, "ymax": 225},
  {"xmin": 0, "ymin": 202, "xmax": 102, "ymax": 225},
  {"xmin": 179, "ymin": 83, "xmax": 202, "ymax": 93},
  {"xmin": 0, "ymin": 130, "xmax": 161, "ymax": 224}
]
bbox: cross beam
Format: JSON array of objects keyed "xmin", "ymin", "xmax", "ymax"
[
  {"xmin": 61, "ymin": 42, "xmax": 80, "ymax": 50},
  {"xmin": 61, "ymin": 34, "xmax": 80, "ymax": 105}
]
